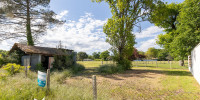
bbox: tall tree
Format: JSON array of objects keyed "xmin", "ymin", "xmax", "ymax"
[
  {"xmin": 77, "ymin": 52, "xmax": 88, "ymax": 61},
  {"xmin": 93, "ymin": 0, "xmax": 161, "ymax": 70},
  {"xmin": 149, "ymin": 3, "xmax": 184, "ymax": 65},
  {"xmin": 100, "ymin": 50, "xmax": 110, "ymax": 61},
  {"xmin": 0, "ymin": 0, "xmax": 61, "ymax": 45},
  {"xmin": 92, "ymin": 52, "xmax": 101, "ymax": 59},
  {"xmin": 172, "ymin": 0, "xmax": 200, "ymax": 65},
  {"xmin": 145, "ymin": 47, "xmax": 158, "ymax": 59}
]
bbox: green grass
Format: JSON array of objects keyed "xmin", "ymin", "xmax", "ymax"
[{"xmin": 0, "ymin": 61, "xmax": 199, "ymax": 99}]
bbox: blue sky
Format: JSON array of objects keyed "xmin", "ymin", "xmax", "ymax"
[{"xmin": 0, "ymin": 0, "xmax": 184, "ymax": 54}]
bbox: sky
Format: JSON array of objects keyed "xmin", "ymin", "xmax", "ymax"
[{"xmin": 0, "ymin": 0, "xmax": 184, "ymax": 54}]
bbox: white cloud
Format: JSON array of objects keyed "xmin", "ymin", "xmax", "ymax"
[
  {"xmin": 137, "ymin": 38, "xmax": 161, "ymax": 52},
  {"xmin": 39, "ymin": 12, "xmax": 110, "ymax": 54},
  {"xmin": 135, "ymin": 26, "xmax": 164, "ymax": 39},
  {"xmin": 55, "ymin": 10, "xmax": 69, "ymax": 20}
]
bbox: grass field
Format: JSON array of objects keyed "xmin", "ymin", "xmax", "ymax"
[{"xmin": 0, "ymin": 61, "xmax": 199, "ymax": 100}]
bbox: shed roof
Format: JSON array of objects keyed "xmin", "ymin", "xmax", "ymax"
[{"xmin": 10, "ymin": 43, "xmax": 73, "ymax": 56}]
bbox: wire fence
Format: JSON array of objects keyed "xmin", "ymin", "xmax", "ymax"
[
  {"xmin": 1, "ymin": 60, "xmax": 197, "ymax": 100},
  {"xmin": 53, "ymin": 74, "xmax": 200, "ymax": 100},
  {"xmin": 78, "ymin": 60, "xmax": 189, "ymax": 69}
]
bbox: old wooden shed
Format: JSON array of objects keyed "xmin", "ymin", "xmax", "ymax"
[{"xmin": 9, "ymin": 43, "xmax": 75, "ymax": 70}]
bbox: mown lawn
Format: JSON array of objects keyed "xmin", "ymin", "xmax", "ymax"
[{"xmin": 0, "ymin": 61, "xmax": 199, "ymax": 100}]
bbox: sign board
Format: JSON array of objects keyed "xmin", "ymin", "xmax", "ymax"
[{"xmin": 38, "ymin": 71, "xmax": 47, "ymax": 87}]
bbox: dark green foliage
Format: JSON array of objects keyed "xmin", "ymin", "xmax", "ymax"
[
  {"xmin": 36, "ymin": 63, "xmax": 45, "ymax": 72},
  {"xmin": 117, "ymin": 59, "xmax": 132, "ymax": 70},
  {"xmin": 77, "ymin": 52, "xmax": 88, "ymax": 61},
  {"xmin": 52, "ymin": 51, "xmax": 81, "ymax": 72},
  {"xmin": 88, "ymin": 55, "xmax": 94, "ymax": 60},
  {"xmin": 0, "ymin": 50, "xmax": 24, "ymax": 67},
  {"xmin": 93, "ymin": 0, "xmax": 161, "ymax": 70},
  {"xmin": 100, "ymin": 50, "xmax": 110, "ymax": 61},
  {"xmin": 92, "ymin": 52, "xmax": 100, "ymax": 59},
  {"xmin": 53, "ymin": 54, "xmax": 74, "ymax": 70},
  {"xmin": 98, "ymin": 64, "xmax": 124, "ymax": 74}
]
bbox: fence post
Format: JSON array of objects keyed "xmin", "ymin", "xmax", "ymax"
[
  {"xmin": 47, "ymin": 69, "xmax": 50, "ymax": 91},
  {"xmin": 145, "ymin": 61, "xmax": 147, "ymax": 67},
  {"xmin": 156, "ymin": 61, "xmax": 158, "ymax": 68},
  {"xmin": 92, "ymin": 75, "xmax": 97, "ymax": 100},
  {"xmin": 170, "ymin": 61, "xmax": 172, "ymax": 69},
  {"xmin": 25, "ymin": 66, "xmax": 27, "ymax": 78}
]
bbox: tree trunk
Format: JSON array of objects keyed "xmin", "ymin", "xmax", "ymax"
[
  {"xmin": 179, "ymin": 60, "xmax": 184, "ymax": 66},
  {"xmin": 26, "ymin": 0, "xmax": 34, "ymax": 46}
]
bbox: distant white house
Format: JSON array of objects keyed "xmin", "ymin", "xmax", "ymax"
[{"xmin": 83, "ymin": 59, "xmax": 93, "ymax": 61}]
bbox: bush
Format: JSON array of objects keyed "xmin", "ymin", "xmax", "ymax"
[
  {"xmin": 1, "ymin": 63, "xmax": 25, "ymax": 75},
  {"xmin": 53, "ymin": 52, "xmax": 76, "ymax": 70},
  {"xmin": 98, "ymin": 64, "xmax": 124, "ymax": 74},
  {"xmin": 117, "ymin": 59, "xmax": 132, "ymax": 70},
  {"xmin": 36, "ymin": 63, "xmax": 45, "ymax": 72},
  {"xmin": 71, "ymin": 63, "xmax": 85, "ymax": 74}
]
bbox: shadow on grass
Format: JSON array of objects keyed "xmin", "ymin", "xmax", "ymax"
[{"xmin": 75, "ymin": 67, "xmax": 192, "ymax": 81}]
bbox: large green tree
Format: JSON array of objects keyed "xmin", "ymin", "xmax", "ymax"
[
  {"xmin": 151, "ymin": 0, "xmax": 200, "ymax": 66},
  {"xmin": 149, "ymin": 2, "xmax": 185, "ymax": 65},
  {"xmin": 145, "ymin": 47, "xmax": 159, "ymax": 59},
  {"xmin": 0, "ymin": 0, "xmax": 61, "ymax": 45},
  {"xmin": 92, "ymin": 52, "xmax": 101, "ymax": 59},
  {"xmin": 93, "ymin": 0, "xmax": 161, "ymax": 70},
  {"xmin": 100, "ymin": 50, "xmax": 110, "ymax": 61},
  {"xmin": 77, "ymin": 52, "xmax": 88, "ymax": 61}
]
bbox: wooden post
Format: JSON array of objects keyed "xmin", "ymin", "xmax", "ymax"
[
  {"xmin": 92, "ymin": 75, "xmax": 97, "ymax": 100},
  {"xmin": 145, "ymin": 61, "xmax": 147, "ymax": 67},
  {"xmin": 136, "ymin": 61, "xmax": 138, "ymax": 67},
  {"xmin": 47, "ymin": 69, "xmax": 50, "ymax": 91},
  {"xmin": 25, "ymin": 66, "xmax": 27, "ymax": 78},
  {"xmin": 170, "ymin": 61, "xmax": 172, "ymax": 69},
  {"xmin": 156, "ymin": 61, "xmax": 158, "ymax": 68},
  {"xmin": 11, "ymin": 65, "xmax": 14, "ymax": 75}
]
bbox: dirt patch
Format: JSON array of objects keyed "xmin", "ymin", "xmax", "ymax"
[{"xmin": 65, "ymin": 69, "xmax": 164, "ymax": 90}]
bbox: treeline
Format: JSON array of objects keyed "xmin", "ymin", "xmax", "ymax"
[
  {"xmin": 77, "ymin": 50, "xmax": 111, "ymax": 61},
  {"xmin": 129, "ymin": 47, "xmax": 173, "ymax": 61},
  {"xmin": 77, "ymin": 47, "xmax": 174, "ymax": 61}
]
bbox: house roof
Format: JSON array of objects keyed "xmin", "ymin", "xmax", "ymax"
[{"xmin": 9, "ymin": 43, "xmax": 73, "ymax": 56}]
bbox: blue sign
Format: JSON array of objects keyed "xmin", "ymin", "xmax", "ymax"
[{"xmin": 38, "ymin": 71, "xmax": 47, "ymax": 87}]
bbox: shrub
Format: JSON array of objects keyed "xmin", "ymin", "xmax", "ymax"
[
  {"xmin": 98, "ymin": 64, "xmax": 124, "ymax": 74},
  {"xmin": 117, "ymin": 59, "xmax": 132, "ymax": 70},
  {"xmin": 36, "ymin": 63, "xmax": 45, "ymax": 72},
  {"xmin": 53, "ymin": 52, "xmax": 76, "ymax": 70},
  {"xmin": 71, "ymin": 63, "xmax": 85, "ymax": 74},
  {"xmin": 1, "ymin": 63, "xmax": 25, "ymax": 75}
]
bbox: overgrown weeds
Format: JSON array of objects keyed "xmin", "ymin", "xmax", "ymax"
[{"xmin": 98, "ymin": 64, "xmax": 124, "ymax": 74}]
